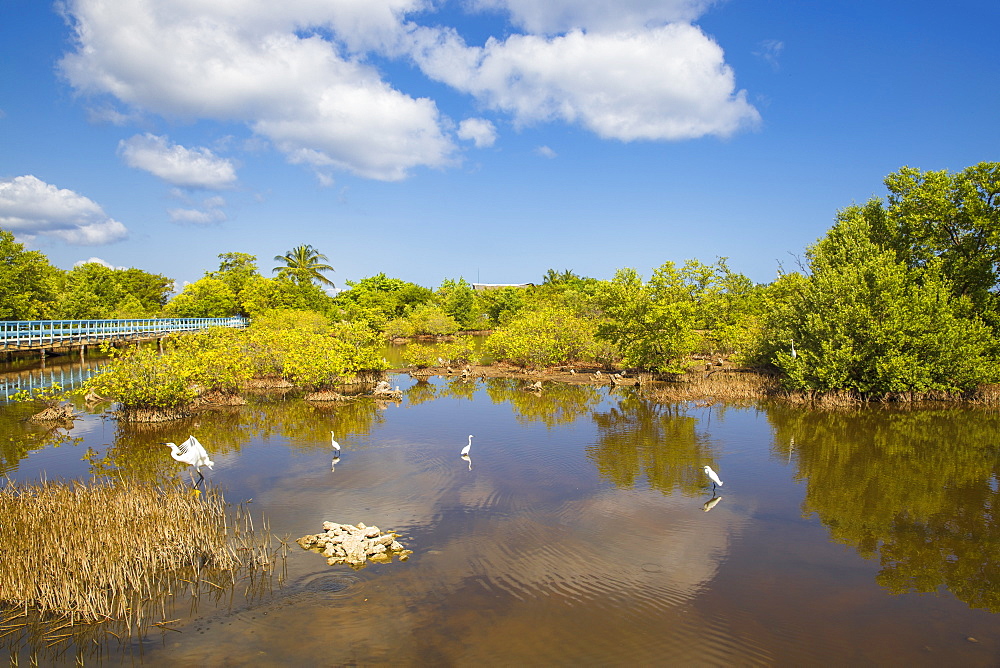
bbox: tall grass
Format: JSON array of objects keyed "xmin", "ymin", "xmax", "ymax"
[{"xmin": 0, "ymin": 478, "xmax": 284, "ymax": 656}]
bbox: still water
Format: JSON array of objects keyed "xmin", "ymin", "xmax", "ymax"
[{"xmin": 3, "ymin": 365, "xmax": 1000, "ymax": 665}]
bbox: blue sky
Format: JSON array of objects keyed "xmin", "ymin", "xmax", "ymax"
[{"xmin": 1, "ymin": 0, "xmax": 997, "ymax": 292}]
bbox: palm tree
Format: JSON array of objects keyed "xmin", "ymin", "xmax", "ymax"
[{"xmin": 272, "ymin": 244, "xmax": 336, "ymax": 288}]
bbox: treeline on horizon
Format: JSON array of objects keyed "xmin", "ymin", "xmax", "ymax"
[{"xmin": 2, "ymin": 161, "xmax": 999, "ymax": 399}]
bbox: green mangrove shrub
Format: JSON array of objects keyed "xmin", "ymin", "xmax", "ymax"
[
  {"xmin": 83, "ymin": 319, "xmax": 388, "ymax": 409},
  {"xmin": 486, "ymin": 305, "xmax": 602, "ymax": 368}
]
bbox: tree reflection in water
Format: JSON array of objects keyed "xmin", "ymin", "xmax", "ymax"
[
  {"xmin": 767, "ymin": 404, "xmax": 1000, "ymax": 612},
  {"xmin": 590, "ymin": 392, "xmax": 720, "ymax": 494}
]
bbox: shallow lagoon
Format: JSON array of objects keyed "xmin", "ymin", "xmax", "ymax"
[{"xmin": 3, "ymin": 366, "xmax": 1000, "ymax": 665}]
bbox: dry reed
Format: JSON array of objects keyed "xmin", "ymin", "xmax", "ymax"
[
  {"xmin": 0, "ymin": 478, "xmax": 285, "ymax": 656},
  {"xmin": 649, "ymin": 369, "xmax": 786, "ymax": 404},
  {"xmin": 648, "ymin": 369, "xmax": 1000, "ymax": 408}
]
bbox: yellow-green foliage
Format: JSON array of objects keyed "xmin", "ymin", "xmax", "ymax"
[
  {"xmin": 84, "ymin": 318, "xmax": 387, "ymax": 409},
  {"xmin": 8, "ymin": 382, "xmax": 66, "ymax": 406},
  {"xmin": 250, "ymin": 308, "xmax": 331, "ymax": 333},
  {"xmin": 84, "ymin": 345, "xmax": 197, "ymax": 409},
  {"xmin": 401, "ymin": 338, "xmax": 477, "ymax": 368},
  {"xmin": 401, "ymin": 342, "xmax": 441, "ymax": 368},
  {"xmin": 486, "ymin": 305, "xmax": 603, "ymax": 368}
]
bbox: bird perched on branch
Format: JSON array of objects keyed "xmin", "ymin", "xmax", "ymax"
[{"xmin": 164, "ymin": 435, "xmax": 214, "ymax": 486}]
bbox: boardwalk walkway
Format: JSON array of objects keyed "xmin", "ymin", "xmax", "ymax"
[{"xmin": 0, "ymin": 317, "xmax": 249, "ymax": 355}]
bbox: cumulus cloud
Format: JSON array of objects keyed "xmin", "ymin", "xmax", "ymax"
[
  {"xmin": 74, "ymin": 256, "xmax": 126, "ymax": 269},
  {"xmin": 535, "ymin": 145, "xmax": 557, "ymax": 158},
  {"xmin": 118, "ymin": 133, "xmax": 237, "ymax": 188},
  {"xmin": 166, "ymin": 191, "xmax": 227, "ymax": 225},
  {"xmin": 457, "ymin": 118, "xmax": 498, "ymax": 147},
  {"xmin": 411, "ymin": 24, "xmax": 760, "ymax": 141},
  {"xmin": 57, "ymin": 0, "xmax": 759, "ymax": 180},
  {"xmin": 0, "ymin": 175, "xmax": 128, "ymax": 245},
  {"xmin": 167, "ymin": 207, "xmax": 227, "ymax": 225},
  {"xmin": 59, "ymin": 0, "xmax": 455, "ymax": 181},
  {"xmin": 471, "ymin": 0, "xmax": 716, "ymax": 33}
]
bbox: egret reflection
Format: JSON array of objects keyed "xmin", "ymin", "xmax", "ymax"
[
  {"xmin": 331, "ymin": 455, "xmax": 341, "ymax": 472},
  {"xmin": 702, "ymin": 495, "xmax": 723, "ymax": 512},
  {"xmin": 461, "ymin": 454, "xmax": 472, "ymax": 470}
]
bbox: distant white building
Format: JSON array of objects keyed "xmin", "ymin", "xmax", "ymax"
[{"xmin": 471, "ymin": 283, "xmax": 535, "ymax": 292}]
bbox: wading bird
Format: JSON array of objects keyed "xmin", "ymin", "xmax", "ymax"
[
  {"xmin": 331, "ymin": 431, "xmax": 341, "ymax": 453},
  {"xmin": 164, "ymin": 435, "xmax": 214, "ymax": 486},
  {"xmin": 461, "ymin": 435, "xmax": 473, "ymax": 456},
  {"xmin": 703, "ymin": 465, "xmax": 723, "ymax": 490}
]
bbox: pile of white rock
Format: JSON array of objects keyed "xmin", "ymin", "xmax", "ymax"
[{"xmin": 296, "ymin": 521, "xmax": 411, "ymax": 567}]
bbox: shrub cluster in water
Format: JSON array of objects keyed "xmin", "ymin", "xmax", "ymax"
[{"xmin": 83, "ymin": 311, "xmax": 387, "ymax": 410}]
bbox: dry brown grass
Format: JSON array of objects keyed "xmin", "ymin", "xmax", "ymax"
[
  {"xmin": 648, "ymin": 369, "xmax": 786, "ymax": 403},
  {"xmin": 647, "ymin": 369, "xmax": 1000, "ymax": 408},
  {"xmin": 0, "ymin": 478, "xmax": 284, "ymax": 654}
]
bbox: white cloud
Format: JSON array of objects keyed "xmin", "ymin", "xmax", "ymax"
[
  {"xmin": 753, "ymin": 39, "xmax": 784, "ymax": 69},
  {"xmin": 60, "ymin": 0, "xmax": 456, "ymax": 181},
  {"xmin": 471, "ymin": 0, "xmax": 716, "ymax": 34},
  {"xmin": 167, "ymin": 207, "xmax": 227, "ymax": 224},
  {"xmin": 457, "ymin": 118, "xmax": 498, "ymax": 147},
  {"xmin": 535, "ymin": 145, "xmax": 557, "ymax": 158},
  {"xmin": 0, "ymin": 175, "xmax": 128, "ymax": 245},
  {"xmin": 75, "ymin": 257, "xmax": 112, "ymax": 268},
  {"xmin": 57, "ymin": 0, "xmax": 759, "ymax": 179},
  {"xmin": 166, "ymin": 192, "xmax": 227, "ymax": 225},
  {"xmin": 411, "ymin": 24, "xmax": 760, "ymax": 141},
  {"xmin": 74, "ymin": 256, "xmax": 126, "ymax": 269},
  {"xmin": 118, "ymin": 134, "xmax": 238, "ymax": 189}
]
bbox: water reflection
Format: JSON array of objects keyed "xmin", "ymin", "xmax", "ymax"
[
  {"xmin": 0, "ymin": 353, "xmax": 105, "ymax": 403},
  {"xmin": 702, "ymin": 494, "xmax": 723, "ymax": 512},
  {"xmin": 767, "ymin": 404, "xmax": 1000, "ymax": 612},
  {"xmin": 486, "ymin": 378, "xmax": 603, "ymax": 426},
  {"xmin": 3, "ymin": 363, "xmax": 1000, "ymax": 663},
  {"xmin": 590, "ymin": 393, "xmax": 719, "ymax": 495}
]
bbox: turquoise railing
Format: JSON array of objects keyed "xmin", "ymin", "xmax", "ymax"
[{"xmin": 0, "ymin": 317, "xmax": 249, "ymax": 350}]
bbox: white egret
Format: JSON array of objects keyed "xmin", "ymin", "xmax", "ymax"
[
  {"xmin": 703, "ymin": 465, "xmax": 723, "ymax": 489},
  {"xmin": 791, "ymin": 340, "xmax": 797, "ymax": 359},
  {"xmin": 331, "ymin": 431, "xmax": 341, "ymax": 453},
  {"xmin": 461, "ymin": 435, "xmax": 473, "ymax": 456},
  {"xmin": 164, "ymin": 435, "xmax": 214, "ymax": 485}
]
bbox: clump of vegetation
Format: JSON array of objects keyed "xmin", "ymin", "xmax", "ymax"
[
  {"xmin": 8, "ymin": 383, "xmax": 78, "ymax": 423},
  {"xmin": 763, "ymin": 162, "xmax": 1000, "ymax": 396},
  {"xmin": 0, "ymin": 479, "xmax": 282, "ymax": 649},
  {"xmin": 83, "ymin": 311, "xmax": 388, "ymax": 414},
  {"xmin": 401, "ymin": 338, "xmax": 478, "ymax": 368},
  {"xmin": 5, "ymin": 161, "xmax": 999, "ymax": 403},
  {"xmin": 486, "ymin": 305, "xmax": 604, "ymax": 368}
]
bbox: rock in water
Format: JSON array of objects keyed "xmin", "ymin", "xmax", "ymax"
[{"xmin": 297, "ymin": 522, "xmax": 412, "ymax": 568}]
